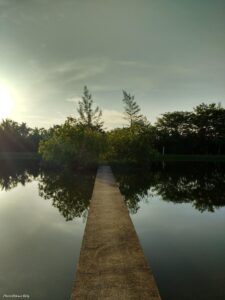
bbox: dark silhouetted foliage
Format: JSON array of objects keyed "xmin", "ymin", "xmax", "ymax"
[
  {"xmin": 77, "ymin": 86, "xmax": 103, "ymax": 130},
  {"xmin": 39, "ymin": 117, "xmax": 106, "ymax": 167},
  {"xmin": 122, "ymin": 90, "xmax": 142, "ymax": 126},
  {"xmin": 154, "ymin": 103, "xmax": 225, "ymax": 155},
  {"xmin": 0, "ymin": 119, "xmax": 47, "ymax": 152}
]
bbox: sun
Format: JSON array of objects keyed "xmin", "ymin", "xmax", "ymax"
[{"xmin": 0, "ymin": 85, "xmax": 14, "ymax": 120}]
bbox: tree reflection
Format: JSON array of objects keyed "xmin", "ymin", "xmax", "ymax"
[
  {"xmin": 38, "ymin": 169, "xmax": 96, "ymax": 221},
  {"xmin": 113, "ymin": 166, "xmax": 156, "ymax": 214},
  {"xmin": 0, "ymin": 160, "xmax": 96, "ymax": 221},
  {"xmin": 113, "ymin": 163, "xmax": 225, "ymax": 213},
  {"xmin": 153, "ymin": 163, "xmax": 225, "ymax": 212},
  {"xmin": 0, "ymin": 160, "xmax": 40, "ymax": 191}
]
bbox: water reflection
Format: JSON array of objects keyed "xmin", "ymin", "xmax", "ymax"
[
  {"xmin": 0, "ymin": 161, "xmax": 91, "ymax": 300},
  {"xmin": 0, "ymin": 160, "xmax": 40, "ymax": 191},
  {"xmin": 38, "ymin": 169, "xmax": 96, "ymax": 221},
  {"xmin": 113, "ymin": 162, "xmax": 225, "ymax": 213},
  {"xmin": 0, "ymin": 161, "xmax": 96, "ymax": 221}
]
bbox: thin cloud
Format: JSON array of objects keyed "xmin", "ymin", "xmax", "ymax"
[
  {"xmin": 33, "ymin": 57, "xmax": 109, "ymax": 87},
  {"xmin": 66, "ymin": 96, "xmax": 82, "ymax": 104},
  {"xmin": 102, "ymin": 109, "xmax": 126, "ymax": 130}
]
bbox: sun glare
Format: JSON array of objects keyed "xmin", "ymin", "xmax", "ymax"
[{"xmin": 0, "ymin": 85, "xmax": 14, "ymax": 120}]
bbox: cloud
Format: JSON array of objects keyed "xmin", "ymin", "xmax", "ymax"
[
  {"xmin": 32, "ymin": 57, "xmax": 109, "ymax": 88},
  {"xmin": 66, "ymin": 96, "xmax": 82, "ymax": 104},
  {"xmin": 116, "ymin": 60, "xmax": 150, "ymax": 69},
  {"xmin": 64, "ymin": 65, "xmax": 106, "ymax": 84},
  {"xmin": 102, "ymin": 109, "xmax": 126, "ymax": 130},
  {"xmin": 19, "ymin": 108, "xmax": 126, "ymax": 130},
  {"xmin": 22, "ymin": 114, "xmax": 67, "ymax": 128}
]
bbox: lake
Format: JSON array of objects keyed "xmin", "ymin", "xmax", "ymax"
[
  {"xmin": 0, "ymin": 160, "xmax": 225, "ymax": 300},
  {"xmin": 0, "ymin": 160, "xmax": 96, "ymax": 300},
  {"xmin": 113, "ymin": 162, "xmax": 225, "ymax": 300}
]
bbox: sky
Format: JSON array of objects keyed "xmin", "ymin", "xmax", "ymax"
[{"xmin": 0, "ymin": 0, "xmax": 225, "ymax": 129}]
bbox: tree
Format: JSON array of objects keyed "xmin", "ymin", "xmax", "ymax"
[
  {"xmin": 154, "ymin": 111, "xmax": 196, "ymax": 154},
  {"xmin": 0, "ymin": 119, "xmax": 29, "ymax": 152},
  {"xmin": 39, "ymin": 117, "xmax": 106, "ymax": 167},
  {"xmin": 28, "ymin": 127, "xmax": 48, "ymax": 152},
  {"xmin": 106, "ymin": 125, "xmax": 157, "ymax": 164},
  {"xmin": 0, "ymin": 119, "xmax": 46, "ymax": 152},
  {"xmin": 153, "ymin": 103, "xmax": 225, "ymax": 154},
  {"xmin": 77, "ymin": 86, "xmax": 103, "ymax": 130},
  {"xmin": 155, "ymin": 111, "xmax": 194, "ymax": 136},
  {"xmin": 193, "ymin": 103, "xmax": 225, "ymax": 154},
  {"xmin": 122, "ymin": 90, "xmax": 142, "ymax": 126}
]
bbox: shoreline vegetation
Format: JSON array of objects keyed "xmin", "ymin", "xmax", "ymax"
[
  {"xmin": 1, "ymin": 86, "xmax": 225, "ymax": 167},
  {"xmin": 1, "ymin": 152, "xmax": 225, "ymax": 162}
]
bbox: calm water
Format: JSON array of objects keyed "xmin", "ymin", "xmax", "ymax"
[
  {"xmin": 0, "ymin": 161, "xmax": 95, "ymax": 300},
  {"xmin": 1, "ymin": 161, "xmax": 225, "ymax": 300},
  {"xmin": 113, "ymin": 162, "xmax": 225, "ymax": 300}
]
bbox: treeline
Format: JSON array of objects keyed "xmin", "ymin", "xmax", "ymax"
[
  {"xmin": 0, "ymin": 119, "xmax": 47, "ymax": 152},
  {"xmin": 155, "ymin": 103, "xmax": 225, "ymax": 155},
  {"xmin": 1, "ymin": 86, "xmax": 225, "ymax": 165}
]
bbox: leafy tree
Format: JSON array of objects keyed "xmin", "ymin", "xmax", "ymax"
[
  {"xmin": 77, "ymin": 86, "xmax": 103, "ymax": 130},
  {"xmin": 28, "ymin": 127, "xmax": 48, "ymax": 152},
  {"xmin": 154, "ymin": 111, "xmax": 196, "ymax": 154},
  {"xmin": 0, "ymin": 119, "xmax": 46, "ymax": 152},
  {"xmin": 122, "ymin": 90, "xmax": 142, "ymax": 126},
  {"xmin": 0, "ymin": 119, "xmax": 30, "ymax": 152},
  {"xmin": 106, "ymin": 93, "xmax": 157, "ymax": 164},
  {"xmin": 193, "ymin": 103, "xmax": 225, "ymax": 154},
  {"xmin": 106, "ymin": 124, "xmax": 157, "ymax": 164},
  {"xmin": 154, "ymin": 103, "xmax": 225, "ymax": 154},
  {"xmin": 39, "ymin": 117, "xmax": 106, "ymax": 167},
  {"xmin": 155, "ymin": 111, "xmax": 194, "ymax": 136}
]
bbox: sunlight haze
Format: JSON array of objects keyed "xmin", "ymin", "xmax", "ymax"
[{"xmin": 0, "ymin": 0, "xmax": 225, "ymax": 128}]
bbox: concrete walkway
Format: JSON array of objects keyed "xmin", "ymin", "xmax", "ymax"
[{"xmin": 71, "ymin": 165, "xmax": 161, "ymax": 300}]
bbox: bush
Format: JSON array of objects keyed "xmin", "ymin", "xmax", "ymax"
[
  {"xmin": 106, "ymin": 124, "xmax": 157, "ymax": 164},
  {"xmin": 39, "ymin": 118, "xmax": 106, "ymax": 167}
]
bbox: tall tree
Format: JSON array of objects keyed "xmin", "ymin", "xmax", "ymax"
[
  {"xmin": 77, "ymin": 86, "xmax": 103, "ymax": 130},
  {"xmin": 193, "ymin": 103, "xmax": 225, "ymax": 154},
  {"xmin": 122, "ymin": 90, "xmax": 142, "ymax": 126}
]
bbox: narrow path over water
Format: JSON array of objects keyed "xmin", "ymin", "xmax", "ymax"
[{"xmin": 71, "ymin": 165, "xmax": 161, "ymax": 300}]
